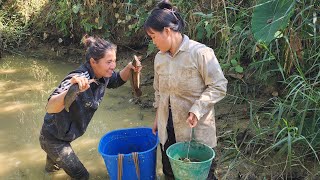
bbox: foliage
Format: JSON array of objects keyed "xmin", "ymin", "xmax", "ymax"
[
  {"xmin": 213, "ymin": 0, "xmax": 319, "ymax": 178},
  {"xmin": 221, "ymin": 57, "xmax": 244, "ymax": 73},
  {"xmin": 1, "ymin": 0, "xmax": 320, "ymax": 177},
  {"xmin": 36, "ymin": 0, "xmax": 153, "ymax": 46},
  {"xmin": 0, "ymin": 0, "xmax": 46, "ymax": 51},
  {"xmin": 43, "ymin": 0, "xmax": 109, "ymax": 37},
  {"xmin": 193, "ymin": 12, "xmax": 216, "ymax": 41},
  {"xmin": 251, "ymin": 0, "xmax": 296, "ymax": 45},
  {"xmin": 0, "ymin": 9, "xmax": 26, "ymax": 49}
]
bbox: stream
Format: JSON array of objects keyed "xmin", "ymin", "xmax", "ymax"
[{"xmin": 0, "ymin": 54, "xmax": 161, "ymax": 180}]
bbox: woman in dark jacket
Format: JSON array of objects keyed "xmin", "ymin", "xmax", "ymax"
[{"xmin": 39, "ymin": 35, "xmax": 141, "ymax": 179}]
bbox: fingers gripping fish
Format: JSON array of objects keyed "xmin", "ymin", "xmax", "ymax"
[
  {"xmin": 130, "ymin": 55, "xmax": 142, "ymax": 97},
  {"xmin": 64, "ymin": 79, "xmax": 98, "ymax": 112}
]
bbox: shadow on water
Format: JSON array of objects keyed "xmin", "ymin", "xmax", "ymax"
[{"xmin": 0, "ymin": 55, "xmax": 160, "ymax": 180}]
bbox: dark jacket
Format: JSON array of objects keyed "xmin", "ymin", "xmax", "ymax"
[{"xmin": 41, "ymin": 62, "xmax": 125, "ymax": 141}]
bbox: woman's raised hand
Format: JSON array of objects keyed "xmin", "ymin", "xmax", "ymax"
[{"xmin": 70, "ymin": 76, "xmax": 90, "ymax": 92}]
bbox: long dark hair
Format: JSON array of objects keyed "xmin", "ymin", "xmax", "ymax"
[
  {"xmin": 144, "ymin": 0, "xmax": 185, "ymax": 33},
  {"xmin": 82, "ymin": 35, "xmax": 117, "ymax": 62}
]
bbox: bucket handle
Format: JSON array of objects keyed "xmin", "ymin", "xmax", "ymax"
[
  {"xmin": 117, "ymin": 153, "xmax": 140, "ymax": 180},
  {"xmin": 132, "ymin": 152, "xmax": 140, "ymax": 180},
  {"xmin": 117, "ymin": 154, "xmax": 123, "ymax": 180}
]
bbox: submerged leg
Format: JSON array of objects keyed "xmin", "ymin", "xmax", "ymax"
[
  {"xmin": 40, "ymin": 134, "xmax": 89, "ymax": 180},
  {"xmin": 45, "ymin": 155, "xmax": 60, "ymax": 172}
]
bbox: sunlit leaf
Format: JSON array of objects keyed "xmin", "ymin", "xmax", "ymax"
[
  {"xmin": 231, "ymin": 59, "xmax": 238, "ymax": 66},
  {"xmin": 235, "ymin": 65, "xmax": 244, "ymax": 73},
  {"xmin": 72, "ymin": 4, "xmax": 81, "ymax": 14},
  {"xmin": 274, "ymin": 30, "xmax": 283, "ymax": 38}
]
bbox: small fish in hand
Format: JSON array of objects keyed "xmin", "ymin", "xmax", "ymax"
[{"xmin": 64, "ymin": 79, "xmax": 98, "ymax": 112}]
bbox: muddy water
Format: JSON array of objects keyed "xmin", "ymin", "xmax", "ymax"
[{"xmin": 0, "ymin": 55, "xmax": 160, "ymax": 180}]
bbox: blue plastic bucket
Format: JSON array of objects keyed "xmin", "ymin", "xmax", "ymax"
[{"xmin": 98, "ymin": 127, "xmax": 159, "ymax": 180}]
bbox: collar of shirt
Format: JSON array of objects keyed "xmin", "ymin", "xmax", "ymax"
[{"xmin": 159, "ymin": 34, "xmax": 190, "ymax": 57}]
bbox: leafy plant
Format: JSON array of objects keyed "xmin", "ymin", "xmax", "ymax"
[
  {"xmin": 251, "ymin": 0, "xmax": 296, "ymax": 45},
  {"xmin": 221, "ymin": 58, "xmax": 244, "ymax": 73},
  {"xmin": 0, "ymin": 8, "xmax": 27, "ymax": 50},
  {"xmin": 53, "ymin": 0, "xmax": 74, "ymax": 36},
  {"xmin": 193, "ymin": 12, "xmax": 216, "ymax": 41}
]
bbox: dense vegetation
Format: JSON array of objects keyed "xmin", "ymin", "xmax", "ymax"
[{"xmin": 1, "ymin": 0, "xmax": 319, "ymax": 178}]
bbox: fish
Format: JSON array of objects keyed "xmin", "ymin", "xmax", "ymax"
[
  {"xmin": 130, "ymin": 55, "xmax": 142, "ymax": 97},
  {"xmin": 64, "ymin": 79, "xmax": 98, "ymax": 112}
]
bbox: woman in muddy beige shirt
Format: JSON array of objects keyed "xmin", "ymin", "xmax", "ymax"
[{"xmin": 144, "ymin": 1, "xmax": 228, "ymax": 179}]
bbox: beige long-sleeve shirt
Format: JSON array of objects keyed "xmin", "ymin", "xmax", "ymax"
[{"xmin": 153, "ymin": 35, "xmax": 228, "ymax": 148}]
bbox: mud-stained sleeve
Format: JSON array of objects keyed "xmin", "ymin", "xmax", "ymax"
[
  {"xmin": 153, "ymin": 67, "xmax": 160, "ymax": 109},
  {"xmin": 48, "ymin": 72, "xmax": 89, "ymax": 100},
  {"xmin": 189, "ymin": 47, "xmax": 228, "ymax": 120}
]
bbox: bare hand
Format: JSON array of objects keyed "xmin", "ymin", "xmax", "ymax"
[
  {"xmin": 128, "ymin": 55, "xmax": 142, "ymax": 72},
  {"xmin": 70, "ymin": 76, "xmax": 90, "ymax": 92},
  {"xmin": 186, "ymin": 112, "xmax": 198, "ymax": 128}
]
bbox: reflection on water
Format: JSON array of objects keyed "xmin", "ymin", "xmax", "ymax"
[{"xmin": 0, "ymin": 55, "xmax": 159, "ymax": 179}]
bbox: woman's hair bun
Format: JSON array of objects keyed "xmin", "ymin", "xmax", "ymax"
[
  {"xmin": 157, "ymin": 0, "xmax": 173, "ymax": 10},
  {"xmin": 81, "ymin": 34, "xmax": 96, "ymax": 48},
  {"xmin": 157, "ymin": 0, "xmax": 178, "ymax": 12}
]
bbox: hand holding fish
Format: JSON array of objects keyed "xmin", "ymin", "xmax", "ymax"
[
  {"xmin": 70, "ymin": 76, "xmax": 92, "ymax": 92},
  {"xmin": 64, "ymin": 76, "xmax": 98, "ymax": 112},
  {"xmin": 129, "ymin": 55, "xmax": 143, "ymax": 97},
  {"xmin": 127, "ymin": 57, "xmax": 142, "ymax": 72}
]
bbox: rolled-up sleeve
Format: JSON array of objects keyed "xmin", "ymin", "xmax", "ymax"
[{"xmin": 189, "ymin": 47, "xmax": 228, "ymax": 121}]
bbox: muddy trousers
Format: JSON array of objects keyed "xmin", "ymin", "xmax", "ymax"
[
  {"xmin": 160, "ymin": 109, "xmax": 217, "ymax": 180},
  {"xmin": 39, "ymin": 133, "xmax": 89, "ymax": 180}
]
